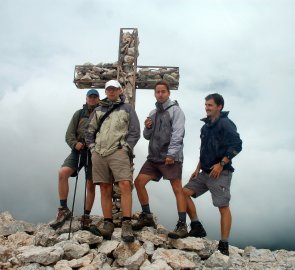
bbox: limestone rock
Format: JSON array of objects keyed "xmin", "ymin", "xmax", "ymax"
[
  {"xmin": 97, "ymin": 240, "xmax": 120, "ymax": 255},
  {"xmin": 0, "ymin": 245, "xmax": 14, "ymax": 262},
  {"xmin": 0, "ymin": 212, "xmax": 36, "ymax": 236},
  {"xmin": 142, "ymin": 240, "xmax": 154, "ymax": 256},
  {"xmin": 140, "ymin": 258, "xmax": 173, "ymax": 270},
  {"xmin": 170, "ymin": 236, "xmax": 205, "ymax": 252},
  {"xmin": 124, "ymin": 247, "xmax": 147, "ymax": 270},
  {"xmin": 33, "ymin": 227, "xmax": 58, "ymax": 247},
  {"xmin": 55, "ymin": 240, "xmax": 89, "ymax": 259},
  {"xmin": 205, "ymin": 250, "xmax": 230, "ymax": 268},
  {"xmin": 152, "ymin": 248, "xmax": 199, "ymax": 269},
  {"xmin": 16, "ymin": 245, "xmax": 64, "ymax": 265},
  {"xmin": 90, "ymin": 253, "xmax": 108, "ymax": 268},
  {"xmin": 68, "ymin": 253, "xmax": 94, "ymax": 268},
  {"xmin": 54, "ymin": 259, "xmax": 71, "ymax": 270},
  {"xmin": 113, "ymin": 241, "xmax": 142, "ymax": 266},
  {"xmin": 73, "ymin": 230, "xmax": 103, "ymax": 245},
  {"xmin": 136, "ymin": 228, "xmax": 167, "ymax": 246}
]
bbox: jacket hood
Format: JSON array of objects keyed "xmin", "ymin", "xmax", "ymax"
[
  {"xmin": 83, "ymin": 103, "xmax": 99, "ymax": 113},
  {"xmin": 201, "ymin": 111, "xmax": 229, "ymax": 125},
  {"xmin": 100, "ymin": 95, "xmax": 125, "ymax": 107},
  {"xmin": 155, "ymin": 98, "xmax": 177, "ymax": 112}
]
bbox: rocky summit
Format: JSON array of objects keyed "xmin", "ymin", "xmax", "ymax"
[{"xmin": 0, "ymin": 211, "xmax": 294, "ymax": 270}]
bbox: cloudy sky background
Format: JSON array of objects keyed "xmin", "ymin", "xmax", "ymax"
[{"xmin": 1, "ymin": 0, "xmax": 294, "ymax": 250}]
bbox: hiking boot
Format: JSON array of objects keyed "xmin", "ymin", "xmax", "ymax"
[
  {"xmin": 168, "ymin": 221, "xmax": 188, "ymax": 239},
  {"xmin": 89, "ymin": 225, "xmax": 102, "ymax": 237},
  {"xmin": 93, "ymin": 221, "xmax": 115, "ymax": 240},
  {"xmin": 50, "ymin": 207, "xmax": 72, "ymax": 230},
  {"xmin": 132, "ymin": 212, "xmax": 156, "ymax": 231},
  {"xmin": 121, "ymin": 220, "xmax": 134, "ymax": 243},
  {"xmin": 79, "ymin": 215, "xmax": 92, "ymax": 230},
  {"xmin": 188, "ymin": 220, "xmax": 207, "ymax": 238},
  {"xmin": 218, "ymin": 240, "xmax": 229, "ymax": 256}
]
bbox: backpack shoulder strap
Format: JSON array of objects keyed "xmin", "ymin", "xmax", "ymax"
[
  {"xmin": 75, "ymin": 108, "xmax": 84, "ymax": 132},
  {"xmin": 94, "ymin": 102, "xmax": 124, "ymax": 136},
  {"xmin": 164, "ymin": 100, "xmax": 178, "ymax": 111}
]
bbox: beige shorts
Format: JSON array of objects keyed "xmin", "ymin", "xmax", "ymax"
[{"xmin": 91, "ymin": 149, "xmax": 133, "ymax": 184}]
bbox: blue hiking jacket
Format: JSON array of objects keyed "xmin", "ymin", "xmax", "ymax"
[{"xmin": 200, "ymin": 111, "xmax": 242, "ymax": 172}]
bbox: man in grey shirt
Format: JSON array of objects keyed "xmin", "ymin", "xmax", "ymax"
[{"xmin": 133, "ymin": 80, "xmax": 188, "ymax": 239}]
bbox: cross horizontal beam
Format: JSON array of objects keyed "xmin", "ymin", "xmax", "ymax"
[{"xmin": 73, "ymin": 64, "xmax": 179, "ymax": 90}]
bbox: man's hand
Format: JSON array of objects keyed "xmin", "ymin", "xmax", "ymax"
[
  {"xmin": 165, "ymin": 157, "xmax": 175, "ymax": 165},
  {"xmin": 209, "ymin": 163, "xmax": 223, "ymax": 179},
  {"xmin": 144, "ymin": 117, "xmax": 152, "ymax": 129},
  {"xmin": 190, "ymin": 169, "xmax": 199, "ymax": 180},
  {"xmin": 75, "ymin": 142, "xmax": 85, "ymax": 151}
]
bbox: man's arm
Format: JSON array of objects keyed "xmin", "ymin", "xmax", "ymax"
[
  {"xmin": 143, "ymin": 110, "xmax": 155, "ymax": 140},
  {"xmin": 65, "ymin": 110, "xmax": 81, "ymax": 149},
  {"xmin": 85, "ymin": 110, "xmax": 99, "ymax": 153},
  {"xmin": 190, "ymin": 160, "xmax": 201, "ymax": 180},
  {"xmin": 126, "ymin": 106, "xmax": 141, "ymax": 150},
  {"xmin": 222, "ymin": 119, "xmax": 242, "ymax": 160},
  {"xmin": 166, "ymin": 106, "xmax": 185, "ymax": 160},
  {"xmin": 210, "ymin": 119, "xmax": 242, "ymax": 178}
]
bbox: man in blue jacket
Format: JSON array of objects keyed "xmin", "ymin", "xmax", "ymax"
[
  {"xmin": 133, "ymin": 80, "xmax": 188, "ymax": 239},
  {"xmin": 183, "ymin": 93, "xmax": 242, "ymax": 256}
]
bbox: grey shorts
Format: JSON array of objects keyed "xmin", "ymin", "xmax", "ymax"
[
  {"xmin": 62, "ymin": 149, "xmax": 92, "ymax": 180},
  {"xmin": 139, "ymin": 160, "xmax": 182, "ymax": 181},
  {"xmin": 91, "ymin": 149, "xmax": 133, "ymax": 184},
  {"xmin": 184, "ymin": 170, "xmax": 232, "ymax": 207}
]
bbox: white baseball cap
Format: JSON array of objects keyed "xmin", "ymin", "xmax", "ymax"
[{"xmin": 105, "ymin": 80, "xmax": 121, "ymax": 90}]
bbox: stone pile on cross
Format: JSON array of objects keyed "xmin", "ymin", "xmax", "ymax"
[{"xmin": 74, "ymin": 28, "xmax": 179, "ymax": 108}]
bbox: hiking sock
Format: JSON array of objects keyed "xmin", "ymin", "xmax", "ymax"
[
  {"xmin": 104, "ymin": 218, "xmax": 113, "ymax": 223},
  {"xmin": 60, "ymin": 200, "xmax": 68, "ymax": 209},
  {"xmin": 178, "ymin": 212, "xmax": 187, "ymax": 223},
  {"xmin": 122, "ymin": 217, "xmax": 131, "ymax": 221},
  {"xmin": 141, "ymin": 204, "xmax": 151, "ymax": 214},
  {"xmin": 84, "ymin": 210, "xmax": 91, "ymax": 216},
  {"xmin": 221, "ymin": 238, "xmax": 228, "ymax": 242},
  {"xmin": 191, "ymin": 217, "xmax": 199, "ymax": 223}
]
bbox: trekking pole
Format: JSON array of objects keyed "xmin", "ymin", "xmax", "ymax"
[
  {"xmin": 68, "ymin": 152, "xmax": 81, "ymax": 240},
  {"xmin": 82, "ymin": 149, "xmax": 89, "ymax": 229}
]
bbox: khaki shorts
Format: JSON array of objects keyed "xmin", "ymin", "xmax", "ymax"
[
  {"xmin": 139, "ymin": 160, "xmax": 182, "ymax": 181},
  {"xmin": 91, "ymin": 149, "xmax": 133, "ymax": 184}
]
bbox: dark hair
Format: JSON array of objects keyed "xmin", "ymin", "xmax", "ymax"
[
  {"xmin": 205, "ymin": 93, "xmax": 224, "ymax": 110},
  {"xmin": 154, "ymin": 80, "xmax": 170, "ymax": 91}
]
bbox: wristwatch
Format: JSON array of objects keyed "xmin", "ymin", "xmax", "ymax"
[{"xmin": 220, "ymin": 160, "xmax": 226, "ymax": 167}]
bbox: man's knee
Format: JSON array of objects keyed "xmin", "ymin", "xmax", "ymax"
[
  {"xmin": 119, "ymin": 180, "xmax": 132, "ymax": 193},
  {"xmin": 100, "ymin": 183, "xmax": 112, "ymax": 194},
  {"xmin": 171, "ymin": 179, "xmax": 183, "ymax": 194},
  {"xmin": 134, "ymin": 174, "xmax": 150, "ymax": 189},
  {"xmin": 58, "ymin": 167, "xmax": 73, "ymax": 181},
  {"xmin": 86, "ymin": 180, "xmax": 96, "ymax": 192},
  {"xmin": 183, "ymin": 187, "xmax": 194, "ymax": 197}
]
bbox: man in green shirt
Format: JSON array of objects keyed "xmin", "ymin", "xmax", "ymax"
[{"xmin": 50, "ymin": 89, "xmax": 100, "ymax": 230}]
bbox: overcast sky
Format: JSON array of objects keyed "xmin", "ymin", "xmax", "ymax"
[{"xmin": 1, "ymin": 0, "xmax": 294, "ymax": 251}]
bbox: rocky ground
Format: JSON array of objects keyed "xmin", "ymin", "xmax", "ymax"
[{"xmin": 0, "ymin": 211, "xmax": 294, "ymax": 270}]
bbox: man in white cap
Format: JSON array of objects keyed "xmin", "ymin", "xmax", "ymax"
[
  {"xmin": 50, "ymin": 89, "xmax": 100, "ymax": 230},
  {"xmin": 86, "ymin": 80, "xmax": 140, "ymax": 242}
]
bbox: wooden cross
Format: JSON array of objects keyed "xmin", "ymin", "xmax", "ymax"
[{"xmin": 74, "ymin": 28, "xmax": 179, "ymax": 108}]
